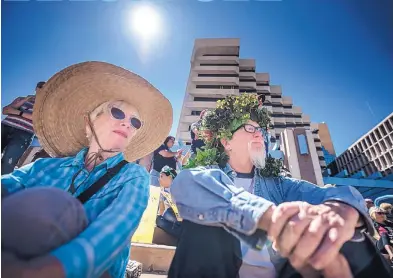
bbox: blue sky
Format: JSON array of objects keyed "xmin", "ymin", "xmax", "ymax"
[{"xmin": 2, "ymin": 0, "xmax": 392, "ymax": 155}]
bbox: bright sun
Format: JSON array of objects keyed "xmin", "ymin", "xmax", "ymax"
[{"xmin": 130, "ymin": 5, "xmax": 161, "ymax": 40}]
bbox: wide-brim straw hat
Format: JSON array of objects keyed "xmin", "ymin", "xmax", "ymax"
[{"xmin": 33, "ymin": 61, "xmax": 173, "ymax": 162}]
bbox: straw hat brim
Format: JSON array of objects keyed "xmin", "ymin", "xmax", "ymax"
[{"xmin": 33, "ymin": 61, "xmax": 173, "ymax": 162}]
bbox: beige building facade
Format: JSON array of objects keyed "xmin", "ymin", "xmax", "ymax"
[
  {"xmin": 332, "ymin": 112, "xmax": 393, "ymax": 177},
  {"xmin": 176, "ymin": 38, "xmax": 327, "ymax": 172}
]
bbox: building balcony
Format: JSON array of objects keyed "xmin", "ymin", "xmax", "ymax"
[
  {"xmin": 239, "ymin": 59, "xmax": 255, "ymax": 68},
  {"xmin": 256, "ymin": 85, "xmax": 270, "ymax": 92},
  {"xmin": 282, "ymin": 96, "xmax": 293, "ymax": 106},
  {"xmin": 193, "ymin": 65, "xmax": 239, "ymax": 74},
  {"xmin": 183, "ymin": 115, "xmax": 200, "ymax": 124},
  {"xmin": 273, "ymin": 117, "xmax": 286, "ymax": 125},
  {"xmin": 285, "ymin": 117, "xmax": 296, "ymax": 124},
  {"xmin": 239, "ymin": 81, "xmax": 256, "ymax": 88},
  {"xmin": 190, "ymin": 88, "xmax": 238, "ymax": 97},
  {"xmin": 271, "ymin": 97, "xmax": 283, "ymax": 105},
  {"xmin": 292, "ymin": 106, "xmax": 302, "ymax": 115},
  {"xmin": 185, "ymin": 101, "xmax": 217, "ymax": 109},
  {"xmin": 256, "ymin": 73, "xmax": 270, "ymax": 83},
  {"xmin": 197, "ymin": 56, "xmax": 239, "ymax": 63},
  {"xmin": 270, "ymin": 85, "xmax": 282, "ymax": 96},
  {"xmin": 317, "ymin": 150, "xmax": 324, "ymax": 157},
  {"xmin": 295, "ymin": 117, "xmax": 303, "ymax": 123},
  {"xmin": 264, "ymin": 95, "xmax": 272, "ymax": 102},
  {"xmin": 314, "ymin": 141, "xmax": 322, "ymax": 148},
  {"xmin": 284, "ymin": 107, "xmax": 293, "ymax": 115},
  {"xmin": 263, "ymin": 106, "xmax": 273, "ymax": 113},
  {"xmin": 272, "ymin": 106, "xmax": 284, "ymax": 114},
  {"xmin": 302, "ymin": 114, "xmax": 311, "ymax": 124},
  {"xmin": 191, "ymin": 76, "xmax": 238, "ymax": 85},
  {"xmin": 239, "ymin": 71, "xmax": 256, "ymax": 80}
]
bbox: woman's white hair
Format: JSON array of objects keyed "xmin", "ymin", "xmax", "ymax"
[{"xmin": 86, "ymin": 100, "xmax": 129, "ymax": 141}]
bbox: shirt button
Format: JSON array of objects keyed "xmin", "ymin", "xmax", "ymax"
[{"xmin": 198, "ymin": 214, "xmax": 204, "ymax": 220}]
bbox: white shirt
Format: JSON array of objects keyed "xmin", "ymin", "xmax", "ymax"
[{"xmin": 234, "ymin": 174, "xmax": 276, "ymax": 278}]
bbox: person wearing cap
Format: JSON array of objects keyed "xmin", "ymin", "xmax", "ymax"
[
  {"xmin": 150, "ymin": 136, "xmax": 182, "ymax": 187},
  {"xmin": 370, "ymin": 207, "xmax": 393, "ymax": 263},
  {"xmin": 1, "ymin": 62, "xmax": 172, "ymax": 278},
  {"xmin": 1, "ymin": 81, "xmax": 46, "ymax": 174},
  {"xmin": 158, "ymin": 165, "xmax": 178, "ymax": 217},
  {"xmin": 168, "ymin": 94, "xmax": 391, "ymax": 278}
]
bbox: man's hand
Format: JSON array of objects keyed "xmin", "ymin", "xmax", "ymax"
[{"xmin": 263, "ymin": 201, "xmax": 359, "ymax": 271}]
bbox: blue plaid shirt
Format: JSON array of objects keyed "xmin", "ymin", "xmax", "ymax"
[{"xmin": 1, "ymin": 148, "xmax": 150, "ymax": 278}]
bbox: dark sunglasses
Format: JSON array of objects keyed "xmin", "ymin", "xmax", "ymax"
[
  {"xmin": 110, "ymin": 107, "xmax": 142, "ymax": 130},
  {"xmin": 376, "ymin": 212, "xmax": 386, "ymax": 215}
]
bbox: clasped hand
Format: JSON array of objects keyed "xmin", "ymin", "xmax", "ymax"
[{"xmin": 263, "ymin": 201, "xmax": 359, "ymax": 278}]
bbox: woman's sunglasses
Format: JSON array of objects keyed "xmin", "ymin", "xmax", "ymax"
[
  {"xmin": 110, "ymin": 107, "xmax": 142, "ymax": 130},
  {"xmin": 376, "ymin": 212, "xmax": 386, "ymax": 215}
]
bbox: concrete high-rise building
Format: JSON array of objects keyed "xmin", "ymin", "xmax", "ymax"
[
  {"xmin": 310, "ymin": 122, "xmax": 336, "ymax": 166},
  {"xmin": 176, "ymin": 38, "xmax": 327, "ymax": 173},
  {"xmin": 328, "ymin": 112, "xmax": 393, "ymax": 177}
]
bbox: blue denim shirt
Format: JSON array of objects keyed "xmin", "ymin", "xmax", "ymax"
[{"xmin": 171, "ymin": 164, "xmax": 373, "ymax": 262}]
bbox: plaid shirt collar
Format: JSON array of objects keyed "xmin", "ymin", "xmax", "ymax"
[{"xmin": 59, "ymin": 148, "xmax": 125, "ymax": 170}]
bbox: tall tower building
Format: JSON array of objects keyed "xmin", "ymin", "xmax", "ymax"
[{"xmin": 176, "ymin": 38, "xmax": 327, "ymax": 176}]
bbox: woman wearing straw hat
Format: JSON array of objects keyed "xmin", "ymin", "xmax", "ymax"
[{"xmin": 1, "ymin": 61, "xmax": 172, "ymax": 278}]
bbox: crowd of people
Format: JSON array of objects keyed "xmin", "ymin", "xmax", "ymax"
[{"xmin": 1, "ymin": 61, "xmax": 393, "ymax": 278}]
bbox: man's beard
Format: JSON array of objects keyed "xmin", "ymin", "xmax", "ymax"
[{"xmin": 248, "ymin": 141, "xmax": 266, "ymax": 169}]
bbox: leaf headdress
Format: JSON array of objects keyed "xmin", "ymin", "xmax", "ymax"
[{"xmin": 184, "ymin": 94, "xmax": 282, "ymax": 177}]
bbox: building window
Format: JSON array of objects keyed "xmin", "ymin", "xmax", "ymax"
[
  {"xmin": 385, "ymin": 120, "xmax": 393, "ymax": 132},
  {"xmin": 385, "ymin": 137, "xmax": 392, "ymax": 149},
  {"xmin": 375, "ymin": 128, "xmax": 382, "ymax": 140},
  {"xmin": 196, "ymin": 85, "xmax": 239, "ymax": 89},
  {"xmin": 198, "ymin": 73, "xmax": 239, "ymax": 77},
  {"xmin": 194, "ymin": 97, "xmax": 224, "ymax": 102},
  {"xmin": 371, "ymin": 132, "xmax": 377, "ymax": 142},
  {"xmin": 191, "ymin": 110, "xmax": 202, "ymax": 116},
  {"xmin": 375, "ymin": 143, "xmax": 382, "ymax": 154},
  {"xmin": 366, "ymin": 136, "xmax": 372, "ymax": 147},
  {"xmin": 200, "ymin": 63, "xmax": 239, "ymax": 66},
  {"xmin": 380, "ymin": 125, "xmax": 387, "ymax": 136},
  {"xmin": 297, "ymin": 134, "xmax": 309, "ymax": 155}
]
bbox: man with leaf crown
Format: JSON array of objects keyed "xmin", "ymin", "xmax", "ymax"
[{"xmin": 168, "ymin": 94, "xmax": 391, "ymax": 278}]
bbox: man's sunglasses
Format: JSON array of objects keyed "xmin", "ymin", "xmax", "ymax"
[{"xmin": 110, "ymin": 107, "xmax": 142, "ymax": 130}]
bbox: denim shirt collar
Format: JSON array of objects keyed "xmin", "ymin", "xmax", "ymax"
[
  {"xmin": 221, "ymin": 163, "xmax": 260, "ymax": 181},
  {"xmin": 59, "ymin": 148, "xmax": 125, "ymax": 170}
]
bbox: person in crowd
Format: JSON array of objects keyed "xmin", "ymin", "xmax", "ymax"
[
  {"xmin": 168, "ymin": 94, "xmax": 392, "ymax": 278},
  {"xmin": 190, "ymin": 110, "xmax": 206, "ymax": 156},
  {"xmin": 380, "ymin": 203, "xmax": 393, "ymax": 221},
  {"xmin": 156, "ymin": 166, "xmax": 182, "ymax": 239},
  {"xmin": 158, "ymin": 166, "xmax": 179, "ymax": 217},
  {"xmin": 1, "ymin": 81, "xmax": 45, "ymax": 174},
  {"xmin": 1, "ymin": 61, "xmax": 172, "ymax": 278},
  {"xmin": 365, "ymin": 198, "xmax": 375, "ymax": 210},
  {"xmin": 370, "ymin": 207, "xmax": 393, "ymax": 263},
  {"xmin": 150, "ymin": 136, "xmax": 182, "ymax": 186}
]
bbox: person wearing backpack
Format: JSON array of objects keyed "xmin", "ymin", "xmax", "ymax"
[{"xmin": 1, "ymin": 61, "xmax": 173, "ymax": 278}]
